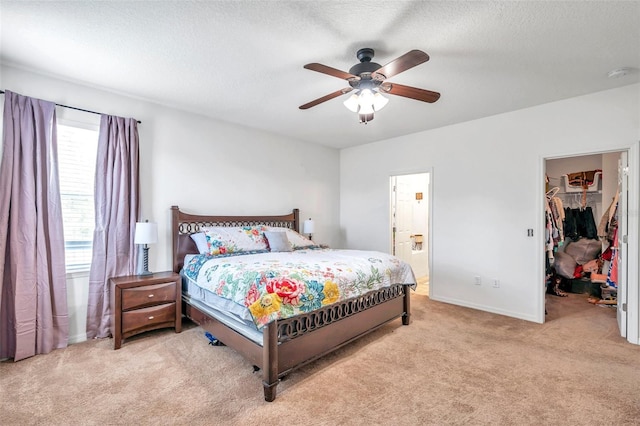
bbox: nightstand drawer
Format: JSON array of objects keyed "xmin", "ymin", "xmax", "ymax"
[
  {"xmin": 110, "ymin": 271, "xmax": 182, "ymax": 349},
  {"xmin": 122, "ymin": 302, "xmax": 176, "ymax": 336},
  {"xmin": 121, "ymin": 281, "xmax": 177, "ymax": 311}
]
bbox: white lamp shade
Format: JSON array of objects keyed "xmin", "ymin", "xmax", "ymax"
[
  {"xmin": 134, "ymin": 222, "xmax": 158, "ymax": 245},
  {"xmin": 373, "ymin": 92, "xmax": 389, "ymax": 111},
  {"xmin": 357, "ymin": 89, "xmax": 375, "ymax": 114},
  {"xmin": 303, "ymin": 218, "xmax": 315, "ymax": 234},
  {"xmin": 343, "ymin": 93, "xmax": 360, "ymax": 113}
]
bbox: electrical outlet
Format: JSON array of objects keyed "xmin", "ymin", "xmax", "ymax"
[
  {"xmin": 493, "ymin": 280, "xmax": 500, "ymax": 288},
  {"xmin": 474, "ymin": 276, "xmax": 481, "ymax": 286}
]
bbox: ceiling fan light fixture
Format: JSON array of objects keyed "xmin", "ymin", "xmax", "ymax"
[
  {"xmin": 300, "ymin": 48, "xmax": 440, "ymax": 122},
  {"xmin": 343, "ymin": 93, "xmax": 360, "ymax": 112},
  {"xmin": 359, "ymin": 113, "xmax": 374, "ymax": 124},
  {"xmin": 343, "ymin": 88, "xmax": 388, "ymax": 123},
  {"xmin": 372, "ymin": 92, "xmax": 389, "ymax": 111},
  {"xmin": 358, "ymin": 92, "xmax": 375, "ymax": 115}
]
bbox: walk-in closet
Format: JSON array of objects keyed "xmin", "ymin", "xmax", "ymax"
[{"xmin": 545, "ymin": 152, "xmax": 626, "ymax": 319}]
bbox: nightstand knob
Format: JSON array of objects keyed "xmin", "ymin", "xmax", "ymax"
[
  {"xmin": 148, "ymin": 294, "xmax": 154, "ymax": 298},
  {"xmin": 148, "ymin": 316, "xmax": 154, "ymax": 320}
]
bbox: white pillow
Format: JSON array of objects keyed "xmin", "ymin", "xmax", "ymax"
[
  {"xmin": 268, "ymin": 227, "xmax": 315, "ymax": 249},
  {"xmin": 190, "ymin": 232, "xmax": 209, "ymax": 254},
  {"xmin": 264, "ymin": 231, "xmax": 293, "ymax": 252}
]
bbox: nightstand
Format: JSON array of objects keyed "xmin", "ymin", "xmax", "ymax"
[{"xmin": 110, "ymin": 271, "xmax": 182, "ymax": 349}]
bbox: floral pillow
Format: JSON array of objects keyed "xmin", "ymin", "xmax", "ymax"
[{"xmin": 202, "ymin": 225, "xmax": 269, "ymax": 256}]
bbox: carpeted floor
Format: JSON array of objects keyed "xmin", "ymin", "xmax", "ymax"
[{"xmin": 2, "ymin": 291, "xmax": 638, "ymax": 425}]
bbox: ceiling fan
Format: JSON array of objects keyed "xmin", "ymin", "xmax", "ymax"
[{"xmin": 299, "ymin": 48, "xmax": 440, "ymax": 123}]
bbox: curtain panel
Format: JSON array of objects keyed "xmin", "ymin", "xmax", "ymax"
[
  {"xmin": 0, "ymin": 90, "xmax": 69, "ymax": 361},
  {"xmin": 86, "ymin": 115, "xmax": 139, "ymax": 339}
]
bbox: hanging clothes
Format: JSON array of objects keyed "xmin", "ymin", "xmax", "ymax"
[
  {"xmin": 605, "ymin": 201, "xmax": 619, "ymax": 289},
  {"xmin": 553, "ymin": 197, "xmax": 565, "ymax": 234},
  {"xmin": 544, "ymin": 190, "xmax": 564, "ymax": 262},
  {"xmin": 577, "ymin": 207, "xmax": 598, "ymax": 239},
  {"xmin": 545, "ymin": 199, "xmax": 556, "ymax": 263},
  {"xmin": 563, "ymin": 207, "xmax": 578, "ymax": 240},
  {"xmin": 563, "ymin": 206, "xmax": 597, "ymax": 240}
]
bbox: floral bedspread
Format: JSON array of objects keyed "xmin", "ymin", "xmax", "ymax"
[{"xmin": 183, "ymin": 248, "xmax": 416, "ymax": 329}]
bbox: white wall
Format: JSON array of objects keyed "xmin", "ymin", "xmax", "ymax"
[
  {"xmin": 340, "ymin": 84, "xmax": 640, "ymax": 324},
  {"xmin": 1, "ymin": 65, "xmax": 341, "ymax": 343}
]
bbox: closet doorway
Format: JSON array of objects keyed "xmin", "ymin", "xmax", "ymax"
[
  {"xmin": 543, "ymin": 149, "xmax": 636, "ymax": 342},
  {"xmin": 390, "ymin": 172, "xmax": 430, "ymax": 296}
]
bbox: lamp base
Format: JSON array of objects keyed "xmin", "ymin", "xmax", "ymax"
[{"xmin": 138, "ymin": 246, "xmax": 153, "ymax": 276}]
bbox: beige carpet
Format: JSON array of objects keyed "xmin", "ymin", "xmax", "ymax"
[{"xmin": 2, "ymin": 292, "xmax": 639, "ymax": 426}]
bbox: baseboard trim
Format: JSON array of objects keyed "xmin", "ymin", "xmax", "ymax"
[
  {"xmin": 430, "ymin": 295, "xmax": 541, "ymax": 324},
  {"xmin": 68, "ymin": 333, "xmax": 87, "ymax": 345}
]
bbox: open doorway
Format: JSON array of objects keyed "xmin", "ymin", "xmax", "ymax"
[
  {"xmin": 543, "ymin": 150, "xmax": 631, "ymax": 338},
  {"xmin": 390, "ymin": 172, "xmax": 430, "ymax": 296}
]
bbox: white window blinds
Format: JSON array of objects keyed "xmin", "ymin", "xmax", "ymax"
[{"xmin": 57, "ymin": 124, "xmax": 98, "ymax": 272}]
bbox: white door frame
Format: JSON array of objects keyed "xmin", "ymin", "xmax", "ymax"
[
  {"xmin": 617, "ymin": 151, "xmax": 629, "ymax": 337},
  {"xmin": 539, "ymin": 143, "xmax": 639, "ymax": 345},
  {"xmin": 625, "ymin": 142, "xmax": 639, "ymax": 345}
]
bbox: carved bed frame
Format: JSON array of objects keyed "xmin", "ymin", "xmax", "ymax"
[{"xmin": 171, "ymin": 205, "xmax": 412, "ymax": 401}]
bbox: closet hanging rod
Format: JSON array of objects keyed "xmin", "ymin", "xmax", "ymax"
[
  {"xmin": 555, "ymin": 190, "xmax": 601, "ymax": 195},
  {"xmin": 0, "ymin": 90, "xmax": 141, "ymax": 124}
]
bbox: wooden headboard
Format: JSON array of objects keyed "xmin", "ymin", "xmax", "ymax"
[{"xmin": 171, "ymin": 205, "xmax": 300, "ymax": 273}]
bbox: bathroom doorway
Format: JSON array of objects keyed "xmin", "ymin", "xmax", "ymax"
[{"xmin": 390, "ymin": 172, "xmax": 430, "ymax": 296}]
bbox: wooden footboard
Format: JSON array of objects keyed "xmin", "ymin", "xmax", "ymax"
[
  {"xmin": 270, "ymin": 284, "xmax": 409, "ymax": 400},
  {"xmin": 183, "ymin": 284, "xmax": 411, "ymax": 401},
  {"xmin": 172, "ymin": 206, "xmax": 412, "ymax": 401}
]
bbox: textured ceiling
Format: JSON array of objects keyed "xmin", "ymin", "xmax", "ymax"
[{"xmin": 1, "ymin": 1, "xmax": 639, "ymax": 149}]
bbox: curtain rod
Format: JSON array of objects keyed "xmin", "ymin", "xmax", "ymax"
[{"xmin": 0, "ymin": 90, "xmax": 141, "ymax": 124}]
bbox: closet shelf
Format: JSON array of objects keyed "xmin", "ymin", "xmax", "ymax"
[{"xmin": 562, "ymin": 171, "xmax": 601, "ymax": 193}]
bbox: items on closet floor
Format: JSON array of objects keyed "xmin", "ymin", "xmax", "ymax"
[
  {"xmin": 549, "ymin": 206, "xmax": 618, "ymax": 305},
  {"xmin": 548, "ymin": 274, "xmax": 568, "ymax": 297},
  {"xmin": 548, "ymin": 238, "xmax": 602, "ymax": 297},
  {"xmin": 548, "ymin": 240, "xmax": 612, "ymax": 301}
]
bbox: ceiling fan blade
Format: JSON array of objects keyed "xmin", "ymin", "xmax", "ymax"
[
  {"xmin": 384, "ymin": 83, "xmax": 440, "ymax": 103},
  {"xmin": 304, "ymin": 63, "xmax": 360, "ymax": 81},
  {"xmin": 299, "ymin": 87, "xmax": 353, "ymax": 110},
  {"xmin": 372, "ymin": 50, "xmax": 430, "ymax": 80}
]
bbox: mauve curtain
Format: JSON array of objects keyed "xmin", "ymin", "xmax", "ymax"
[
  {"xmin": 0, "ymin": 90, "xmax": 69, "ymax": 361},
  {"xmin": 86, "ymin": 115, "xmax": 139, "ymax": 339}
]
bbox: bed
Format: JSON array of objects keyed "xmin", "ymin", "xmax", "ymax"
[{"xmin": 171, "ymin": 205, "xmax": 415, "ymax": 401}]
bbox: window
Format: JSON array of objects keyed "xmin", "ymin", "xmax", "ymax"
[{"xmin": 57, "ymin": 124, "xmax": 98, "ymax": 272}]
